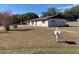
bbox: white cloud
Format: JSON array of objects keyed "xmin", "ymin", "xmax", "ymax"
[
  {"xmin": 57, "ymin": 4, "xmax": 79, "ymax": 12},
  {"xmin": 58, "ymin": 4, "xmax": 79, "ymax": 11}
]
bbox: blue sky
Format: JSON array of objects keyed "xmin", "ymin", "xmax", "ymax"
[{"xmin": 0, "ymin": 4, "xmax": 78, "ymax": 16}]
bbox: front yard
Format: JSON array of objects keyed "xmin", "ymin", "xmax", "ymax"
[{"xmin": 0, "ymin": 25, "xmax": 78, "ymax": 53}]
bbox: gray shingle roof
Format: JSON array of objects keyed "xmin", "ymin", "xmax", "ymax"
[{"xmin": 28, "ymin": 13, "xmax": 66, "ymax": 21}]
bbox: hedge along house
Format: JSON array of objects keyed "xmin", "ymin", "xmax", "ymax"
[{"xmin": 27, "ymin": 14, "xmax": 67, "ymax": 27}]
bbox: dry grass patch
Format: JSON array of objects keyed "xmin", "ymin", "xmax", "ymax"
[{"xmin": 0, "ymin": 25, "xmax": 78, "ymax": 53}]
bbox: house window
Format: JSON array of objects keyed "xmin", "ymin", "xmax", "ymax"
[
  {"xmin": 42, "ymin": 20, "xmax": 45, "ymax": 23},
  {"xmin": 32, "ymin": 21, "xmax": 34, "ymax": 25},
  {"xmin": 27, "ymin": 21, "xmax": 30, "ymax": 25}
]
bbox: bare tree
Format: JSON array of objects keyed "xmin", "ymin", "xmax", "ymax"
[{"xmin": 0, "ymin": 11, "xmax": 14, "ymax": 31}]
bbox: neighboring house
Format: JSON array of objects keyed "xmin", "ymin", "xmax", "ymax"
[
  {"xmin": 27, "ymin": 14, "xmax": 67, "ymax": 27},
  {"xmin": 66, "ymin": 21, "xmax": 77, "ymax": 27}
]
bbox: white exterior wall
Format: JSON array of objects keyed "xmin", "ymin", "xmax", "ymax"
[
  {"xmin": 37, "ymin": 20, "xmax": 48, "ymax": 27},
  {"xmin": 29, "ymin": 21, "xmax": 37, "ymax": 26},
  {"xmin": 29, "ymin": 20, "xmax": 48, "ymax": 27},
  {"xmin": 34, "ymin": 21, "xmax": 37, "ymax": 26},
  {"xmin": 30, "ymin": 22, "xmax": 32, "ymax": 26},
  {"xmin": 28, "ymin": 19, "xmax": 66, "ymax": 27}
]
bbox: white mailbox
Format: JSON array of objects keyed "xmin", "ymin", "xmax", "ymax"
[{"xmin": 54, "ymin": 27, "xmax": 61, "ymax": 42}]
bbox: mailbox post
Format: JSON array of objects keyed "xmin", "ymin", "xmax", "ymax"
[{"xmin": 77, "ymin": 19, "xmax": 79, "ymax": 32}]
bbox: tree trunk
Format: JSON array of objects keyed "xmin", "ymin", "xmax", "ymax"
[
  {"xmin": 13, "ymin": 24, "xmax": 17, "ymax": 29},
  {"xmin": 5, "ymin": 25, "xmax": 10, "ymax": 31}
]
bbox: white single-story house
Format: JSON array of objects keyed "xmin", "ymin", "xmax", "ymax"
[{"xmin": 27, "ymin": 14, "xmax": 67, "ymax": 27}]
